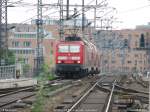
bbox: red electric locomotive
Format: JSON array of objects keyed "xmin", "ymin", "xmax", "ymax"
[{"xmin": 55, "ymin": 36, "xmax": 100, "ymax": 78}]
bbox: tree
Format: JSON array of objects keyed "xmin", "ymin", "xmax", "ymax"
[{"xmin": 0, "ymin": 49, "xmax": 15, "ymax": 65}]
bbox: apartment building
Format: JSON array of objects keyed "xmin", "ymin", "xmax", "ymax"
[
  {"xmin": 8, "ymin": 24, "xmax": 57, "ymax": 71},
  {"xmin": 97, "ymin": 28, "xmax": 150, "ymax": 74},
  {"xmin": 8, "ymin": 19, "xmax": 150, "ymax": 75},
  {"xmin": 7, "ymin": 18, "xmax": 89, "ymax": 71}
]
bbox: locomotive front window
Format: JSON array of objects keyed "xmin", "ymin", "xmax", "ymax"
[
  {"xmin": 70, "ymin": 45, "xmax": 80, "ymax": 53},
  {"xmin": 58, "ymin": 45, "xmax": 69, "ymax": 52}
]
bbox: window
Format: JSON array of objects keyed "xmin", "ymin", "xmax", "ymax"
[
  {"xmin": 58, "ymin": 45, "xmax": 69, "ymax": 53},
  {"xmin": 14, "ymin": 33, "xmax": 36, "ymax": 38},
  {"xmin": 70, "ymin": 45, "xmax": 80, "ymax": 53},
  {"xmin": 135, "ymin": 41, "xmax": 138, "ymax": 47},
  {"xmin": 16, "ymin": 50, "xmax": 19, "ymax": 54},
  {"xmin": 24, "ymin": 41, "xmax": 31, "ymax": 47},
  {"xmin": 127, "ymin": 61, "xmax": 132, "ymax": 63},
  {"xmin": 23, "ymin": 58, "xmax": 28, "ymax": 64},
  {"xmin": 140, "ymin": 33, "xmax": 145, "ymax": 48},
  {"xmin": 20, "ymin": 50, "xmax": 23, "ymax": 54},
  {"xmin": 58, "ymin": 45, "xmax": 80, "ymax": 53},
  {"xmin": 13, "ymin": 41, "xmax": 20, "ymax": 47},
  {"xmin": 124, "ymin": 39, "xmax": 128, "ymax": 47},
  {"xmin": 111, "ymin": 60, "xmax": 116, "ymax": 63},
  {"xmin": 23, "ymin": 50, "xmax": 26, "ymax": 54}
]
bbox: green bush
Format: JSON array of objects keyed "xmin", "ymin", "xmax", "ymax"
[{"xmin": 0, "ymin": 49, "xmax": 15, "ymax": 65}]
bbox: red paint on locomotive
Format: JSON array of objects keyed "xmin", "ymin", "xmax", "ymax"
[{"xmin": 55, "ymin": 36, "xmax": 100, "ymax": 78}]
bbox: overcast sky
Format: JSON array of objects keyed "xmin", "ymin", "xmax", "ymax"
[{"xmin": 7, "ymin": 0, "xmax": 150, "ymax": 29}]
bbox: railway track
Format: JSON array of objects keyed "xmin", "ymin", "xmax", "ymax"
[
  {"xmin": 0, "ymin": 86, "xmax": 36, "ymax": 109},
  {"xmin": 66, "ymin": 80, "xmax": 116, "ymax": 112},
  {"xmin": 0, "ymin": 86, "xmax": 34, "ymax": 94},
  {"xmin": 1, "ymin": 75, "xmax": 148, "ymax": 111},
  {"xmin": 0, "ymin": 78, "xmax": 83, "ymax": 110},
  {"xmin": 132, "ymin": 75, "xmax": 149, "ymax": 88},
  {"xmin": 54, "ymin": 74, "xmax": 149, "ymax": 112},
  {"xmin": 54, "ymin": 75, "xmax": 122, "ymax": 112}
]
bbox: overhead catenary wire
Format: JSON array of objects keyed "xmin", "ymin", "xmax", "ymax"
[
  {"xmin": 8, "ymin": 0, "xmax": 35, "ymax": 7},
  {"xmin": 8, "ymin": 0, "xmax": 149, "ymax": 29},
  {"xmin": 9, "ymin": 0, "xmax": 105, "ymax": 24},
  {"xmin": 8, "ymin": 0, "xmax": 114, "ymax": 31}
]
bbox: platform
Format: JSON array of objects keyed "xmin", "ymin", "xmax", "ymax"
[{"xmin": 0, "ymin": 78, "xmax": 37, "ymax": 89}]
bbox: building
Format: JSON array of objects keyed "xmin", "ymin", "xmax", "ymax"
[
  {"xmin": 8, "ymin": 24, "xmax": 57, "ymax": 77},
  {"xmin": 7, "ymin": 18, "xmax": 91, "ymax": 76},
  {"xmin": 9, "ymin": 18, "xmax": 150, "ymax": 75},
  {"xmin": 96, "ymin": 28, "xmax": 150, "ymax": 74}
]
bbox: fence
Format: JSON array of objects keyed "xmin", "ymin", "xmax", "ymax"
[{"xmin": 0, "ymin": 65, "xmax": 16, "ymax": 79}]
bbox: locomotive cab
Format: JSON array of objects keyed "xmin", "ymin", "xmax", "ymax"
[
  {"xmin": 55, "ymin": 40, "xmax": 85, "ymax": 78},
  {"xmin": 55, "ymin": 36, "xmax": 100, "ymax": 78}
]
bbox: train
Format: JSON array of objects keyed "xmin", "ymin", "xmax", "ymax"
[{"xmin": 55, "ymin": 36, "xmax": 100, "ymax": 78}]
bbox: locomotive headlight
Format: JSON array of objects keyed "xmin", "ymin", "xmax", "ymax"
[
  {"xmin": 58, "ymin": 60, "xmax": 61, "ymax": 63},
  {"xmin": 71, "ymin": 56, "xmax": 80, "ymax": 60},
  {"xmin": 77, "ymin": 61, "xmax": 80, "ymax": 63},
  {"xmin": 58, "ymin": 56, "xmax": 67, "ymax": 60}
]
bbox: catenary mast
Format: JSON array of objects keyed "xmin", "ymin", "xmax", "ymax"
[
  {"xmin": 34, "ymin": 0, "xmax": 44, "ymax": 74},
  {"xmin": 0, "ymin": 0, "xmax": 8, "ymax": 59}
]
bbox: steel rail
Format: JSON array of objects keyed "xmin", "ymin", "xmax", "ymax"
[
  {"xmin": 0, "ymin": 86, "xmax": 35, "ymax": 98},
  {"xmin": 0, "ymin": 78, "xmax": 79, "ymax": 109},
  {"xmin": 66, "ymin": 77, "xmax": 106, "ymax": 112},
  {"xmin": 0, "ymin": 92, "xmax": 36, "ymax": 108},
  {"xmin": 105, "ymin": 80, "xmax": 116, "ymax": 112},
  {"xmin": 115, "ymin": 84, "xmax": 149, "ymax": 95},
  {"xmin": 67, "ymin": 82, "xmax": 98, "ymax": 112}
]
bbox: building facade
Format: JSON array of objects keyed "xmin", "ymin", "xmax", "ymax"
[
  {"xmin": 8, "ymin": 24, "xmax": 57, "ymax": 77},
  {"xmin": 96, "ymin": 28, "xmax": 150, "ymax": 74},
  {"xmin": 8, "ymin": 19, "xmax": 150, "ymax": 76},
  {"xmin": 7, "ymin": 18, "xmax": 93, "ymax": 76}
]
